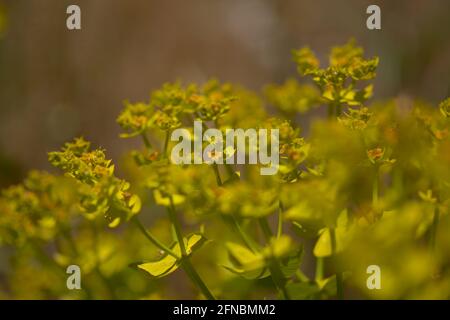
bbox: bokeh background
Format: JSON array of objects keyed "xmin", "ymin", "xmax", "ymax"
[
  {"xmin": 0, "ymin": 0, "xmax": 448, "ymax": 181},
  {"xmin": 0, "ymin": 0, "xmax": 449, "ymax": 186}
]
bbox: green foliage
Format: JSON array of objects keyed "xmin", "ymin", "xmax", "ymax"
[
  {"xmin": 265, "ymin": 78, "xmax": 320, "ymax": 114},
  {"xmin": 116, "ymin": 79, "xmax": 236, "ymax": 140},
  {"xmin": 338, "ymin": 106, "xmax": 373, "ymax": 130},
  {"xmin": 0, "ymin": 40, "xmax": 449, "ymax": 300},
  {"xmin": 224, "ymin": 235, "xmax": 301, "ymax": 281},
  {"xmin": 0, "ymin": 171, "xmax": 77, "ymax": 245}
]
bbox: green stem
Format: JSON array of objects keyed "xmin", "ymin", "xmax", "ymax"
[
  {"xmin": 336, "ymin": 104, "xmax": 342, "ymax": 117},
  {"xmin": 141, "ymin": 133, "xmax": 152, "ymax": 150},
  {"xmin": 269, "ymin": 260, "xmax": 291, "ymax": 300},
  {"xmin": 259, "ymin": 217, "xmax": 291, "ymax": 300},
  {"xmin": 315, "ymin": 257, "xmax": 324, "ymax": 282},
  {"xmin": 167, "ymin": 203, "xmax": 187, "ymax": 256},
  {"xmin": 168, "ymin": 198, "xmax": 216, "ymax": 300},
  {"xmin": 225, "ymin": 163, "xmax": 237, "ymax": 180},
  {"xmin": 163, "ymin": 130, "xmax": 170, "ymax": 157},
  {"xmin": 277, "ymin": 201, "xmax": 284, "ymax": 238},
  {"xmin": 430, "ymin": 206, "xmax": 440, "ymax": 250},
  {"xmin": 214, "ymin": 161, "xmax": 259, "ymax": 255},
  {"xmin": 212, "ymin": 161, "xmax": 257, "ymax": 252},
  {"xmin": 330, "ymin": 227, "xmax": 344, "ymax": 300},
  {"xmin": 259, "ymin": 217, "xmax": 273, "ymax": 240},
  {"xmin": 181, "ymin": 257, "xmax": 216, "ymax": 300},
  {"xmin": 335, "ymin": 102, "xmax": 342, "ymax": 117},
  {"xmin": 209, "ymin": 119, "xmax": 235, "ymax": 186},
  {"xmin": 296, "ymin": 269, "xmax": 310, "ymax": 282},
  {"xmin": 372, "ymin": 166, "xmax": 379, "ymax": 208},
  {"xmin": 332, "ymin": 88, "xmax": 341, "ymax": 118},
  {"xmin": 212, "ymin": 164, "xmax": 223, "ymax": 186},
  {"xmin": 132, "ymin": 217, "xmax": 180, "ymax": 259},
  {"xmin": 224, "ymin": 215, "xmax": 258, "ymax": 252}
]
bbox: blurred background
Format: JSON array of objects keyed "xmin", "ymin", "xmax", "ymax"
[{"xmin": 0, "ymin": 0, "xmax": 449, "ymax": 186}]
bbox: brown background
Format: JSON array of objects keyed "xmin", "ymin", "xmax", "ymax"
[{"xmin": 0, "ymin": 0, "xmax": 449, "ymax": 185}]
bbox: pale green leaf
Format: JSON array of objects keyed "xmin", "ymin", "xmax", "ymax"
[
  {"xmin": 153, "ymin": 190, "xmax": 185, "ymax": 207},
  {"xmin": 313, "ymin": 226, "xmax": 353, "ymax": 257},
  {"xmin": 136, "ymin": 233, "xmax": 207, "ymax": 278}
]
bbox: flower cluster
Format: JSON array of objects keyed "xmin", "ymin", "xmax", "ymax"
[
  {"xmin": 48, "ymin": 137, "xmax": 141, "ymax": 227},
  {"xmin": 293, "ymin": 39, "xmax": 378, "ymax": 115},
  {"xmin": 264, "ymin": 78, "xmax": 320, "ymax": 114},
  {"xmin": 0, "ymin": 171, "xmax": 77, "ymax": 245}
]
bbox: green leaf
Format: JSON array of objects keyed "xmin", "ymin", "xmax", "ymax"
[
  {"xmin": 336, "ymin": 209, "xmax": 348, "ymax": 228},
  {"xmin": 128, "ymin": 194, "xmax": 141, "ymax": 215},
  {"xmin": 316, "ymin": 275, "xmax": 338, "ymax": 297},
  {"xmin": 119, "ymin": 132, "xmax": 141, "ymax": 139},
  {"xmin": 224, "ymin": 236, "xmax": 300, "ymax": 280},
  {"xmin": 223, "ymin": 242, "xmax": 268, "ymax": 280},
  {"xmin": 317, "ymin": 272, "xmax": 351, "ymax": 297},
  {"xmin": 223, "ymin": 171, "xmax": 241, "ymax": 185},
  {"xmin": 137, "ymin": 254, "xmax": 179, "ymax": 278},
  {"xmin": 222, "ymin": 265, "xmax": 270, "ymax": 280},
  {"xmin": 136, "ymin": 233, "xmax": 207, "ymax": 278},
  {"xmin": 153, "ymin": 190, "xmax": 185, "ymax": 207},
  {"xmin": 262, "ymin": 235, "xmax": 293, "ymax": 259},
  {"xmin": 184, "ymin": 233, "xmax": 208, "ymax": 254},
  {"xmin": 226, "ymin": 242, "xmax": 265, "ymax": 270},
  {"xmin": 108, "ymin": 217, "xmax": 121, "ymax": 228},
  {"xmin": 284, "ymin": 202, "xmax": 324, "ymax": 230},
  {"xmin": 314, "ymin": 228, "xmax": 333, "ymax": 257},
  {"xmin": 313, "ymin": 226, "xmax": 352, "ymax": 257},
  {"xmin": 322, "ymin": 88, "xmax": 334, "ymax": 101},
  {"xmin": 279, "ymin": 246, "xmax": 303, "ymax": 278}
]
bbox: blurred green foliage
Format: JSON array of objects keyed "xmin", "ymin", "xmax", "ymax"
[{"xmin": 0, "ymin": 40, "xmax": 449, "ymax": 300}]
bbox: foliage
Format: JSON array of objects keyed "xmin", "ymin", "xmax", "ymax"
[{"xmin": 0, "ymin": 40, "xmax": 449, "ymax": 300}]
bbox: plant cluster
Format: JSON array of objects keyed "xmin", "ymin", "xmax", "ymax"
[{"xmin": 0, "ymin": 40, "xmax": 449, "ymax": 299}]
